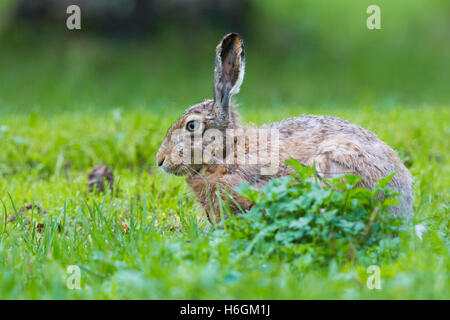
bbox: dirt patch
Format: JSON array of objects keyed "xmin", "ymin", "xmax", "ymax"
[
  {"xmin": 87, "ymin": 164, "xmax": 114, "ymax": 193},
  {"xmin": 7, "ymin": 202, "xmax": 46, "ymax": 223}
]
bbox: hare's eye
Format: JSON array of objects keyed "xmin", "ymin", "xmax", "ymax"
[{"xmin": 186, "ymin": 120, "xmax": 198, "ymax": 132}]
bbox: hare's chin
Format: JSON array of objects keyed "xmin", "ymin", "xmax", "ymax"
[{"xmin": 161, "ymin": 165, "xmax": 179, "ymax": 175}]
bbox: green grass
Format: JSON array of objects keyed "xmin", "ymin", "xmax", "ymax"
[{"xmin": 0, "ymin": 104, "xmax": 448, "ymax": 299}]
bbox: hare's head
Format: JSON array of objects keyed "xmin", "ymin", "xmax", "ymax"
[{"xmin": 156, "ymin": 33, "xmax": 245, "ymax": 175}]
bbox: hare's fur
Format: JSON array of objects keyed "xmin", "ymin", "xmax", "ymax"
[{"xmin": 156, "ymin": 34, "xmax": 413, "ymax": 222}]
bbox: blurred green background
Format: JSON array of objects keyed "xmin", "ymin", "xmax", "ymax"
[{"xmin": 0, "ymin": 0, "xmax": 449, "ymax": 115}]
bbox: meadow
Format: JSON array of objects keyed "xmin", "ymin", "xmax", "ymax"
[{"xmin": 0, "ymin": 0, "xmax": 449, "ymax": 299}]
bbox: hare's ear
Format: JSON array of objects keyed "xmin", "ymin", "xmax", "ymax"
[{"xmin": 213, "ymin": 33, "xmax": 245, "ymax": 126}]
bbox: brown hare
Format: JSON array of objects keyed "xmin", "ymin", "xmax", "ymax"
[{"xmin": 156, "ymin": 33, "xmax": 413, "ymax": 222}]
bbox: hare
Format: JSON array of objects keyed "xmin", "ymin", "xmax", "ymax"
[{"xmin": 156, "ymin": 33, "xmax": 413, "ymax": 222}]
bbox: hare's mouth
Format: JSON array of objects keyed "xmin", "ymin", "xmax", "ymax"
[{"xmin": 161, "ymin": 163, "xmax": 201, "ymax": 177}]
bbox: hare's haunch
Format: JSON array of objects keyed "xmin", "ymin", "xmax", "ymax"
[{"xmin": 156, "ymin": 33, "xmax": 413, "ymax": 222}]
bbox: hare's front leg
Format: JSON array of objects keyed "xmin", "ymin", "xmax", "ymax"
[{"xmin": 187, "ymin": 173, "xmax": 253, "ymax": 223}]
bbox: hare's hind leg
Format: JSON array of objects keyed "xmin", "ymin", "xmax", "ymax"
[
  {"xmin": 312, "ymin": 151, "xmax": 413, "ymax": 216},
  {"xmin": 387, "ymin": 171, "xmax": 414, "ymax": 216},
  {"xmin": 311, "ymin": 151, "xmax": 360, "ymax": 181}
]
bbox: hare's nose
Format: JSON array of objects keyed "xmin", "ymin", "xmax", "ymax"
[{"xmin": 157, "ymin": 156, "xmax": 166, "ymax": 167}]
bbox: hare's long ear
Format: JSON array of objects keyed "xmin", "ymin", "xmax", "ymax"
[{"xmin": 213, "ymin": 33, "xmax": 245, "ymax": 127}]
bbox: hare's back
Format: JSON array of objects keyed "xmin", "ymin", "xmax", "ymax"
[
  {"xmin": 269, "ymin": 114, "xmax": 407, "ymax": 179},
  {"xmin": 271, "ymin": 115, "xmax": 378, "ymax": 143}
]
